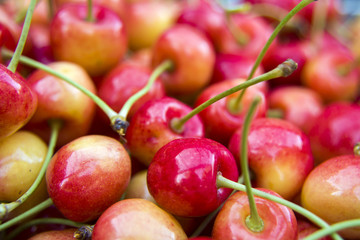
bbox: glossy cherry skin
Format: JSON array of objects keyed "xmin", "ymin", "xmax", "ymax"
[
  {"xmin": 151, "ymin": 24, "xmax": 215, "ymax": 97},
  {"xmin": 210, "ymin": 53, "xmax": 264, "ymax": 84},
  {"xmin": 125, "ymin": 97, "xmax": 205, "ymax": 166},
  {"xmin": 228, "ymin": 117, "xmax": 314, "ymax": 200},
  {"xmin": 50, "ymin": 3, "xmax": 127, "ymax": 77},
  {"xmin": 301, "ymin": 154, "xmax": 360, "ymax": 239},
  {"xmin": 46, "ymin": 135, "xmax": 131, "ymax": 222},
  {"xmin": 268, "ymin": 86, "xmax": 324, "ymax": 134},
  {"xmin": 92, "ymin": 198, "xmax": 188, "ymax": 240},
  {"xmin": 307, "ymin": 102, "xmax": 360, "ymax": 164},
  {"xmin": 97, "ymin": 62, "xmax": 165, "ymax": 122},
  {"xmin": 301, "ymin": 49, "xmax": 360, "ymax": 103},
  {"xmin": 0, "ymin": 64, "xmax": 38, "ymax": 141},
  {"xmin": 212, "ymin": 188, "xmax": 298, "ymax": 240},
  {"xmin": 194, "ymin": 78, "xmax": 268, "ymax": 145},
  {"xmin": 147, "ymin": 137, "xmax": 239, "ymax": 217},
  {"xmin": 25, "ymin": 61, "xmax": 96, "ymax": 147}
]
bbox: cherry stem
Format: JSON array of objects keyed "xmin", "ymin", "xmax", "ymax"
[
  {"xmin": 240, "ymin": 96, "xmax": 264, "ymax": 232},
  {"xmin": 190, "ymin": 175, "xmax": 244, "ymax": 238},
  {"xmin": 266, "ymin": 108, "xmax": 285, "ymax": 119},
  {"xmin": 118, "ymin": 60, "xmax": 173, "ymax": 120},
  {"xmin": 0, "ymin": 198, "xmax": 53, "ymax": 232},
  {"xmin": 0, "ymin": 119, "xmax": 62, "ymax": 221},
  {"xmin": 2, "ymin": 48, "xmax": 119, "ymax": 124},
  {"xmin": 247, "ymin": 0, "xmax": 315, "ymax": 80},
  {"xmin": 303, "ymin": 219, "xmax": 360, "ymax": 240},
  {"xmin": 87, "ymin": 0, "xmax": 95, "ymax": 22},
  {"xmin": 74, "ymin": 225, "xmax": 94, "ymax": 240},
  {"xmin": 7, "ymin": 0, "xmax": 37, "ymax": 73},
  {"xmin": 216, "ymin": 175, "xmax": 343, "ymax": 240},
  {"xmin": 48, "ymin": 0, "xmax": 55, "ymax": 21},
  {"xmin": 4, "ymin": 217, "xmax": 84, "ymax": 240},
  {"xmin": 170, "ymin": 59, "xmax": 297, "ymax": 133}
]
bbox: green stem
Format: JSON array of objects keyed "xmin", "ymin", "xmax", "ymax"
[
  {"xmin": 304, "ymin": 219, "xmax": 360, "ymax": 240},
  {"xmin": 216, "ymin": 175, "xmax": 343, "ymax": 240},
  {"xmin": 190, "ymin": 175, "xmax": 244, "ymax": 238},
  {"xmin": 2, "ymin": 48, "xmax": 118, "ymax": 121},
  {"xmin": 170, "ymin": 59, "xmax": 297, "ymax": 133},
  {"xmin": 354, "ymin": 143, "xmax": 360, "ymax": 156},
  {"xmin": 48, "ymin": 0, "xmax": 54, "ymax": 21},
  {"xmin": 310, "ymin": 0, "xmax": 327, "ymax": 48},
  {"xmin": 0, "ymin": 119, "xmax": 62, "ymax": 220},
  {"xmin": 7, "ymin": 0, "xmax": 37, "ymax": 72},
  {"xmin": 247, "ymin": 0, "xmax": 315, "ymax": 80},
  {"xmin": 118, "ymin": 60, "xmax": 173, "ymax": 119},
  {"xmin": 5, "ymin": 217, "xmax": 84, "ymax": 240},
  {"xmin": 0, "ymin": 198, "xmax": 53, "ymax": 232},
  {"xmin": 87, "ymin": 0, "xmax": 95, "ymax": 22},
  {"xmin": 240, "ymin": 97, "xmax": 263, "ymax": 232}
]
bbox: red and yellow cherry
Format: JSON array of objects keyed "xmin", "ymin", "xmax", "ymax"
[
  {"xmin": 228, "ymin": 117, "xmax": 314, "ymax": 200},
  {"xmin": 212, "ymin": 188, "xmax": 298, "ymax": 240},
  {"xmin": 124, "ymin": 169, "xmax": 155, "ymax": 203},
  {"xmin": 46, "ymin": 134, "xmax": 131, "ymax": 222},
  {"xmin": 151, "ymin": 24, "xmax": 215, "ymax": 97},
  {"xmin": 0, "ymin": 64, "xmax": 38, "ymax": 141},
  {"xmin": 268, "ymin": 85, "xmax": 324, "ymax": 134},
  {"xmin": 297, "ymin": 218, "xmax": 332, "ymax": 240},
  {"xmin": 25, "ymin": 61, "xmax": 96, "ymax": 147},
  {"xmin": 301, "ymin": 49, "xmax": 360, "ymax": 103},
  {"xmin": 91, "ymin": 198, "xmax": 188, "ymax": 240},
  {"xmin": 147, "ymin": 137, "xmax": 239, "ymax": 217},
  {"xmin": 194, "ymin": 78, "xmax": 268, "ymax": 145},
  {"xmin": 307, "ymin": 101, "xmax": 360, "ymax": 164},
  {"xmin": 0, "ymin": 130, "xmax": 47, "ymax": 202},
  {"xmin": 122, "ymin": 0, "xmax": 181, "ymax": 51},
  {"xmin": 125, "ymin": 97, "xmax": 205, "ymax": 166},
  {"xmin": 301, "ymin": 154, "xmax": 360, "ymax": 239},
  {"xmin": 50, "ymin": 2, "xmax": 127, "ymax": 77}
]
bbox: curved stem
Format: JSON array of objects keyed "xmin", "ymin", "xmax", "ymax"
[
  {"xmin": 171, "ymin": 59, "xmax": 297, "ymax": 133},
  {"xmin": 304, "ymin": 219, "xmax": 360, "ymax": 240},
  {"xmin": 240, "ymin": 97, "xmax": 263, "ymax": 232},
  {"xmin": 216, "ymin": 175, "xmax": 343, "ymax": 240},
  {"xmin": 0, "ymin": 119, "xmax": 62, "ymax": 220},
  {"xmin": 0, "ymin": 198, "xmax": 53, "ymax": 232},
  {"xmin": 310, "ymin": 0, "xmax": 328, "ymax": 48},
  {"xmin": 2, "ymin": 49, "xmax": 118, "ymax": 120},
  {"xmin": 190, "ymin": 175, "xmax": 244, "ymax": 238},
  {"xmin": 247, "ymin": 0, "xmax": 315, "ymax": 80},
  {"xmin": 4, "ymin": 217, "xmax": 84, "ymax": 240},
  {"xmin": 87, "ymin": 0, "xmax": 95, "ymax": 22},
  {"xmin": 7, "ymin": 0, "xmax": 37, "ymax": 72},
  {"xmin": 118, "ymin": 60, "xmax": 173, "ymax": 119}
]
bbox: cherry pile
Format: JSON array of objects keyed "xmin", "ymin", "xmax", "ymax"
[{"xmin": 0, "ymin": 0, "xmax": 360, "ymax": 239}]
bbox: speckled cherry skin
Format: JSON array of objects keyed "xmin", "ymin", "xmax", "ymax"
[
  {"xmin": 212, "ymin": 188, "xmax": 298, "ymax": 240},
  {"xmin": 46, "ymin": 135, "xmax": 131, "ymax": 223},
  {"xmin": 50, "ymin": 3, "xmax": 127, "ymax": 77},
  {"xmin": 0, "ymin": 64, "xmax": 38, "ymax": 141},
  {"xmin": 125, "ymin": 97, "xmax": 205, "ymax": 166},
  {"xmin": 194, "ymin": 78, "xmax": 268, "ymax": 145},
  {"xmin": 92, "ymin": 198, "xmax": 188, "ymax": 240},
  {"xmin": 151, "ymin": 24, "xmax": 215, "ymax": 96},
  {"xmin": 307, "ymin": 102, "xmax": 360, "ymax": 164},
  {"xmin": 301, "ymin": 154, "xmax": 360, "ymax": 239},
  {"xmin": 228, "ymin": 117, "xmax": 314, "ymax": 200},
  {"xmin": 27, "ymin": 228, "xmax": 77, "ymax": 240},
  {"xmin": 147, "ymin": 137, "xmax": 239, "ymax": 217}
]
